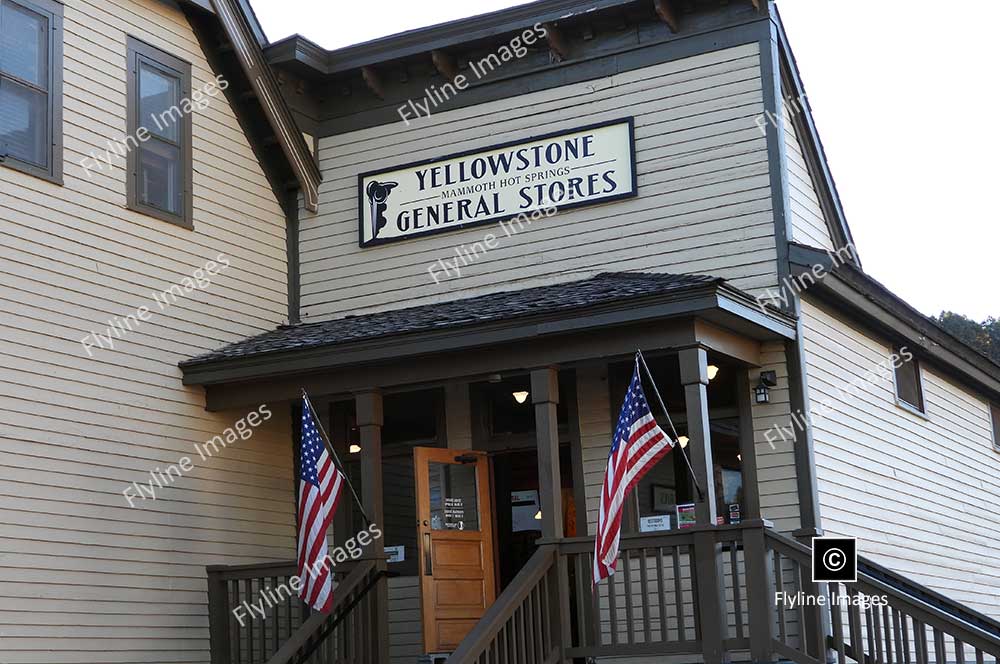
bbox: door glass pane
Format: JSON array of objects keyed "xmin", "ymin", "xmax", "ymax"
[
  {"xmin": 0, "ymin": 1, "xmax": 48, "ymax": 87},
  {"xmin": 0, "ymin": 77, "xmax": 46, "ymax": 167},
  {"xmin": 138, "ymin": 139, "xmax": 182, "ymax": 215},
  {"xmin": 427, "ymin": 461, "xmax": 480, "ymax": 531},
  {"xmin": 139, "ymin": 62, "xmax": 180, "ymax": 142}
]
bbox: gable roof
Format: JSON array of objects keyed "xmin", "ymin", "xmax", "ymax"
[{"xmin": 773, "ymin": 7, "xmax": 858, "ymax": 266}]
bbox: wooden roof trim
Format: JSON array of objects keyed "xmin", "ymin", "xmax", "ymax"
[
  {"xmin": 211, "ymin": 0, "xmax": 321, "ymax": 211},
  {"xmin": 773, "ymin": 6, "xmax": 858, "ymax": 265}
]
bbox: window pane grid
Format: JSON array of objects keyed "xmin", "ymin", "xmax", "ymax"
[
  {"xmin": 127, "ymin": 36, "xmax": 190, "ymax": 226},
  {"xmin": 0, "ymin": 0, "xmax": 48, "ymax": 90},
  {"xmin": 0, "ymin": 0, "xmax": 54, "ymax": 174}
]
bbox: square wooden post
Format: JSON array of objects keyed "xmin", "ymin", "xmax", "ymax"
[
  {"xmin": 531, "ymin": 367, "xmax": 571, "ymax": 661},
  {"xmin": 355, "ymin": 389, "xmax": 389, "ymax": 663},
  {"xmin": 737, "ymin": 369, "xmax": 763, "ymax": 520},
  {"xmin": 679, "ymin": 347, "xmax": 729, "ymax": 664},
  {"xmin": 678, "ymin": 347, "xmax": 718, "ymax": 524}
]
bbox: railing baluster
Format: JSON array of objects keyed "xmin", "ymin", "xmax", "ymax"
[
  {"xmin": 608, "ymin": 559, "xmax": 620, "ymax": 646},
  {"xmin": 793, "ymin": 561, "xmax": 806, "ymax": 651},
  {"xmin": 673, "ymin": 544, "xmax": 685, "ymax": 642},
  {"xmin": 934, "ymin": 628, "xmax": 947, "ymax": 664},
  {"xmin": 884, "ymin": 604, "xmax": 894, "ymax": 664},
  {"xmin": 244, "ymin": 578, "xmax": 254, "ymax": 663},
  {"xmin": 542, "ymin": 566, "xmax": 552, "ymax": 657},
  {"xmin": 955, "ymin": 638, "xmax": 966, "ymax": 664},
  {"xmin": 571, "ymin": 552, "xmax": 586, "ymax": 649},
  {"xmin": 848, "ymin": 590, "xmax": 864, "ymax": 661},
  {"xmin": 589, "ymin": 552, "xmax": 600, "ymax": 647},
  {"xmin": 975, "ymin": 648, "xmax": 984, "ymax": 664},
  {"xmin": 830, "ymin": 584, "xmax": 846, "ymax": 664},
  {"xmin": 522, "ymin": 604, "xmax": 531, "ymax": 663},
  {"xmin": 866, "ymin": 603, "xmax": 878, "ymax": 663},
  {"xmin": 730, "ymin": 543, "xmax": 744, "ymax": 640},
  {"xmin": 893, "ymin": 608, "xmax": 905, "ymax": 664},
  {"xmin": 527, "ymin": 587, "xmax": 538, "ymax": 664},
  {"xmin": 623, "ymin": 549, "xmax": 635, "ymax": 645},
  {"xmin": 639, "ymin": 547, "xmax": 652, "ymax": 644},
  {"xmin": 774, "ymin": 551, "xmax": 787, "ymax": 643},
  {"xmin": 873, "ymin": 603, "xmax": 885, "ymax": 664},
  {"xmin": 902, "ymin": 611, "xmax": 912, "ymax": 664},
  {"xmin": 656, "ymin": 547, "xmax": 668, "ymax": 643},
  {"xmin": 915, "ymin": 619, "xmax": 928, "ymax": 664}
]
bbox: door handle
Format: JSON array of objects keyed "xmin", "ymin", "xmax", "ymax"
[{"xmin": 423, "ymin": 532, "xmax": 433, "ymax": 576}]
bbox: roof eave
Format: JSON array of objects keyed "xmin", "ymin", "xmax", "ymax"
[
  {"xmin": 789, "ymin": 243, "xmax": 1000, "ymax": 402},
  {"xmin": 180, "ymin": 283, "xmax": 796, "ymax": 388}
]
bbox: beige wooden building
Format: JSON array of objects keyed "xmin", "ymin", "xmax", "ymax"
[{"xmin": 1, "ymin": 1, "xmax": 998, "ymax": 664}]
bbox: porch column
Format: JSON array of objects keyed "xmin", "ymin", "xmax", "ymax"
[
  {"xmin": 531, "ymin": 367, "xmax": 562, "ymax": 539},
  {"xmin": 678, "ymin": 347, "xmax": 718, "ymax": 524},
  {"xmin": 736, "ymin": 369, "xmax": 762, "ymax": 520},
  {"xmin": 355, "ymin": 389, "xmax": 389, "ymax": 664},
  {"xmin": 531, "ymin": 367, "xmax": 571, "ymax": 662},
  {"xmin": 679, "ymin": 347, "xmax": 729, "ymax": 664}
]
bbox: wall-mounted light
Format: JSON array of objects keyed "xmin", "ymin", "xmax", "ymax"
[
  {"xmin": 707, "ymin": 365, "xmax": 719, "ymax": 381},
  {"xmin": 534, "ymin": 510, "xmax": 542, "ymax": 520},
  {"xmin": 349, "ymin": 444, "xmax": 361, "ymax": 454},
  {"xmin": 755, "ymin": 370, "xmax": 778, "ymax": 404},
  {"xmin": 512, "ymin": 390, "xmax": 530, "ymax": 404},
  {"xmin": 677, "ymin": 435, "xmax": 689, "ymax": 449}
]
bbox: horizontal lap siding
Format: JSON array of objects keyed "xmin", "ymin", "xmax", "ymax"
[
  {"xmin": 302, "ymin": 43, "xmax": 777, "ymax": 321},
  {"xmin": 388, "ymin": 577, "xmax": 423, "ymax": 664},
  {"xmin": 781, "ymin": 101, "xmax": 835, "ymax": 251},
  {"xmin": 801, "ymin": 299, "xmax": 1000, "ymax": 618},
  {"xmin": 0, "ymin": 1, "xmax": 293, "ymax": 662}
]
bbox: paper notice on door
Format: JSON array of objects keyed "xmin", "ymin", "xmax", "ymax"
[{"xmin": 511, "ymin": 490, "xmax": 541, "ymax": 532}]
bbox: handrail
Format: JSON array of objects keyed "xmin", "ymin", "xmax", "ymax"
[
  {"xmin": 264, "ymin": 558, "xmax": 378, "ymax": 664},
  {"xmin": 858, "ymin": 555, "xmax": 1000, "ymax": 638},
  {"xmin": 449, "ymin": 545, "xmax": 559, "ymax": 664},
  {"xmin": 764, "ymin": 529, "xmax": 1000, "ymax": 664}
]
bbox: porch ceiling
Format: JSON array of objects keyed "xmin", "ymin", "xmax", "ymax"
[{"xmin": 180, "ymin": 272, "xmax": 796, "ymax": 410}]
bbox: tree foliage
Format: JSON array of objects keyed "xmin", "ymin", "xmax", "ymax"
[{"xmin": 932, "ymin": 312, "xmax": 1000, "ymax": 364}]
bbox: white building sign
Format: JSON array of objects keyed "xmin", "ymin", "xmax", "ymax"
[{"xmin": 358, "ymin": 118, "xmax": 636, "ymax": 247}]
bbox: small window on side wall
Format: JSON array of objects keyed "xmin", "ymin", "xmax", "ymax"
[
  {"xmin": 126, "ymin": 37, "xmax": 192, "ymax": 228},
  {"xmin": 0, "ymin": 0, "xmax": 63, "ymax": 182},
  {"xmin": 893, "ymin": 347, "xmax": 924, "ymax": 413},
  {"xmin": 991, "ymin": 403, "xmax": 1000, "ymax": 451}
]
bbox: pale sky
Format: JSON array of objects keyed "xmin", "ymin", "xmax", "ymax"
[{"xmin": 250, "ymin": 0, "xmax": 999, "ymax": 322}]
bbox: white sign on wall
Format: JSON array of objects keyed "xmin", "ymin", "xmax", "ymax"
[{"xmin": 358, "ymin": 118, "xmax": 636, "ymax": 247}]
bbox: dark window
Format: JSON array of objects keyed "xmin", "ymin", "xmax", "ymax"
[
  {"xmin": 126, "ymin": 37, "xmax": 192, "ymax": 228},
  {"xmin": 992, "ymin": 403, "xmax": 1000, "ymax": 451},
  {"xmin": 0, "ymin": 0, "xmax": 62, "ymax": 181},
  {"xmin": 893, "ymin": 349, "xmax": 924, "ymax": 412}
]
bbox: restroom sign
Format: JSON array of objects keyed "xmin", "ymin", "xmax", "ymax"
[{"xmin": 358, "ymin": 118, "xmax": 637, "ymax": 247}]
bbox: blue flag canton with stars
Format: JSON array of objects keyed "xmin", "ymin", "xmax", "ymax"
[
  {"xmin": 300, "ymin": 402, "xmax": 324, "ymax": 487},
  {"xmin": 610, "ymin": 364, "xmax": 651, "ymax": 457}
]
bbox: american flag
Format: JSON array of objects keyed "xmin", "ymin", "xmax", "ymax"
[
  {"xmin": 297, "ymin": 397, "xmax": 346, "ymax": 613},
  {"xmin": 594, "ymin": 360, "xmax": 676, "ymax": 584}
]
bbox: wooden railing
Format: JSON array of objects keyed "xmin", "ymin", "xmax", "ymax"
[
  {"xmin": 449, "ymin": 520, "xmax": 773, "ymax": 664},
  {"xmin": 448, "ymin": 545, "xmax": 562, "ymax": 664},
  {"xmin": 206, "ymin": 558, "xmax": 388, "ymax": 664},
  {"xmin": 765, "ymin": 530, "xmax": 1000, "ymax": 664},
  {"xmin": 209, "ymin": 523, "xmax": 1000, "ymax": 664}
]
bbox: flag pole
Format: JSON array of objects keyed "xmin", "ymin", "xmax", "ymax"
[
  {"xmin": 635, "ymin": 350, "xmax": 704, "ymax": 501},
  {"xmin": 301, "ymin": 389, "xmax": 372, "ymax": 526}
]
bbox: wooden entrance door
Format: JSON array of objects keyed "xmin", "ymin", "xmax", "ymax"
[{"xmin": 414, "ymin": 447, "xmax": 496, "ymax": 653}]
